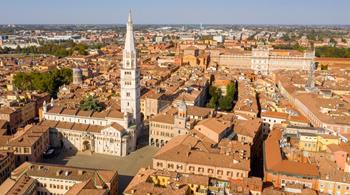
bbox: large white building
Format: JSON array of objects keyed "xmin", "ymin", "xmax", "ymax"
[
  {"xmin": 211, "ymin": 44, "xmax": 315, "ymax": 75},
  {"xmin": 41, "ymin": 12, "xmax": 141, "ymax": 157}
]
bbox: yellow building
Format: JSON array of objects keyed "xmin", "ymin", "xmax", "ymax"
[
  {"xmin": 319, "ymin": 179, "xmax": 350, "ymax": 195},
  {"xmin": 183, "ymin": 55, "xmax": 199, "ymax": 66},
  {"xmin": 317, "ymin": 134, "xmax": 340, "ymax": 151},
  {"xmin": 124, "ymin": 168, "xmax": 209, "ymax": 195},
  {"xmin": 299, "ymin": 133, "xmax": 339, "ymax": 152},
  {"xmin": 317, "ymin": 159, "xmax": 350, "ymax": 195},
  {"xmin": 182, "ymin": 54, "xmax": 208, "ymax": 67}
]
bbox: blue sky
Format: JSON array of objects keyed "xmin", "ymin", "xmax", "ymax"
[{"xmin": 1, "ymin": 0, "xmax": 349, "ymax": 24}]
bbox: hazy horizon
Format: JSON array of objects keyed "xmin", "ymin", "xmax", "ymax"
[{"xmin": 1, "ymin": 0, "xmax": 350, "ymax": 25}]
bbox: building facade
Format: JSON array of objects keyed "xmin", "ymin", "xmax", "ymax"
[
  {"xmin": 42, "ymin": 105, "xmax": 136, "ymax": 157},
  {"xmin": 211, "ymin": 45, "xmax": 315, "ymax": 75},
  {"xmin": 0, "ymin": 125, "xmax": 50, "ymax": 166},
  {"xmin": 153, "ymin": 135, "xmax": 251, "ymax": 181},
  {"xmin": 149, "ymin": 104, "xmax": 214, "ymax": 147}
]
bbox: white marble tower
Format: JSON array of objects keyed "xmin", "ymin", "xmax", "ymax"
[{"xmin": 120, "ymin": 11, "xmax": 141, "ymax": 128}]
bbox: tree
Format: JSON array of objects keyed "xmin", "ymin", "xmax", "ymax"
[
  {"xmin": 315, "ymin": 46, "xmax": 350, "ymax": 58},
  {"xmin": 0, "ymin": 41, "xmax": 91, "ymax": 57},
  {"xmin": 226, "ymin": 81, "xmax": 236, "ymax": 97},
  {"xmin": 13, "ymin": 72, "xmax": 32, "ymax": 91},
  {"xmin": 207, "ymin": 86, "xmax": 222, "ymax": 109},
  {"xmin": 80, "ymin": 95, "xmax": 103, "ymax": 112},
  {"xmin": 12, "ymin": 68, "xmax": 72, "ymax": 97},
  {"xmin": 272, "ymin": 44, "xmax": 306, "ymax": 52},
  {"xmin": 207, "ymin": 98, "xmax": 217, "ymax": 108},
  {"xmin": 281, "ymin": 34, "xmax": 291, "ymax": 42},
  {"xmin": 219, "ymin": 96, "xmax": 233, "ymax": 111}
]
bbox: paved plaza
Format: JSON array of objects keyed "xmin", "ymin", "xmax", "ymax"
[{"xmin": 42, "ymin": 145, "xmax": 159, "ymax": 193}]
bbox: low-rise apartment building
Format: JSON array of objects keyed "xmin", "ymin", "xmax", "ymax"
[
  {"xmin": 0, "ymin": 125, "xmax": 50, "ymax": 166},
  {"xmin": 153, "ymin": 135, "xmax": 251, "ymax": 181},
  {"xmin": 149, "ymin": 103, "xmax": 214, "ymax": 147}
]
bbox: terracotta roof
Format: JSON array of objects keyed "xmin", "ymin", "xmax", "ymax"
[
  {"xmin": 110, "ymin": 123, "xmax": 126, "ymax": 133},
  {"xmin": 4, "ymin": 175, "xmax": 36, "ymax": 195},
  {"xmin": 8, "ymin": 162, "xmax": 117, "ymax": 194},
  {"xmin": 271, "ymin": 160, "xmax": 319, "ymax": 177},
  {"xmin": 264, "ymin": 127, "xmax": 319, "ymax": 178},
  {"xmin": 86, "ymin": 125, "xmax": 105, "ymax": 133},
  {"xmin": 141, "ymin": 89, "xmax": 163, "ymax": 100},
  {"xmin": 56, "ymin": 121, "xmax": 75, "ymax": 130},
  {"xmin": 289, "ymin": 115, "xmax": 309, "ymax": 123},
  {"xmin": 46, "ymin": 120, "xmax": 106, "ymax": 133},
  {"xmin": 151, "ymin": 114, "xmax": 175, "ymax": 124},
  {"xmin": 7, "ymin": 125, "xmax": 49, "ymax": 147},
  {"xmin": 327, "ymin": 143, "xmax": 350, "ymax": 154},
  {"xmin": 91, "ymin": 110, "xmax": 109, "ymax": 118},
  {"xmin": 47, "ymin": 106, "xmax": 64, "ymax": 114},
  {"xmin": 261, "ymin": 111, "xmax": 288, "ymax": 120},
  {"xmin": 106, "ymin": 110, "xmax": 123, "ymax": 119},
  {"xmin": 187, "ymin": 106, "xmax": 213, "ymax": 117},
  {"xmin": 76, "ymin": 110, "xmax": 93, "ymax": 117},
  {"xmin": 71, "ymin": 123, "xmax": 89, "ymax": 132},
  {"xmin": 196, "ymin": 118, "xmax": 231, "ymax": 134},
  {"xmin": 234, "ymin": 119, "xmax": 261, "ymax": 138},
  {"xmin": 61, "ymin": 108, "xmax": 79, "ymax": 116},
  {"xmin": 154, "ymin": 135, "xmax": 250, "ymax": 171}
]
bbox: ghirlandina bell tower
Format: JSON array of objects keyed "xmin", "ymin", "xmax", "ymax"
[{"xmin": 120, "ymin": 11, "xmax": 141, "ymax": 129}]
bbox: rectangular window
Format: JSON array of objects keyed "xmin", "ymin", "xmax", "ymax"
[
  {"xmin": 156, "ymin": 162, "xmax": 163, "ymax": 167},
  {"xmin": 217, "ymin": 170, "xmax": 223, "ymax": 175}
]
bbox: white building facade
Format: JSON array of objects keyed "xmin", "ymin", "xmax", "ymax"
[{"xmin": 211, "ymin": 45, "xmax": 315, "ymax": 75}]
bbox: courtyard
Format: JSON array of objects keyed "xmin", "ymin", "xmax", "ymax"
[{"xmin": 42, "ymin": 145, "xmax": 159, "ymax": 193}]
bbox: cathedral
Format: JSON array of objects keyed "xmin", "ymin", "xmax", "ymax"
[{"xmin": 42, "ymin": 12, "xmax": 141, "ymax": 157}]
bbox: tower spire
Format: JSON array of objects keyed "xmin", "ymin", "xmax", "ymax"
[
  {"xmin": 128, "ymin": 10, "xmax": 133, "ymax": 24},
  {"xmin": 124, "ymin": 10, "xmax": 136, "ymax": 59}
]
